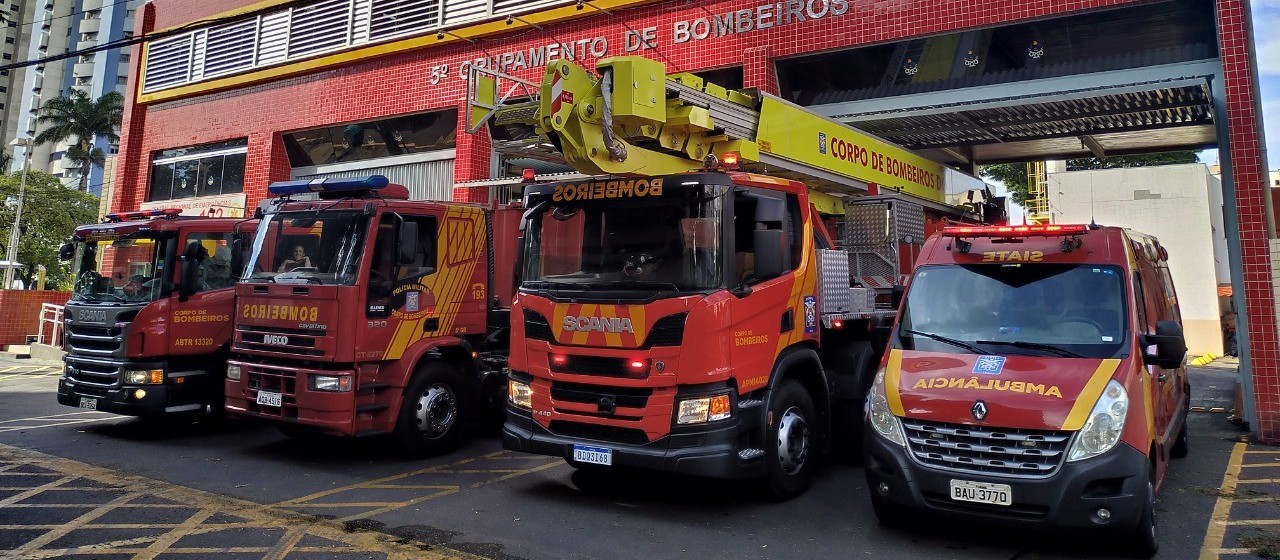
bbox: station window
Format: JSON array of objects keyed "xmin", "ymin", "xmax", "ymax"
[
  {"xmin": 281, "ymin": 108, "xmax": 458, "ymax": 168},
  {"xmin": 692, "ymin": 66, "xmax": 744, "ymax": 91},
  {"xmin": 147, "ymin": 139, "xmax": 248, "ymax": 202}
]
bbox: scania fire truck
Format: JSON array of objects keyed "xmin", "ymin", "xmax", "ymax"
[
  {"xmin": 470, "ymin": 55, "xmax": 996, "ymax": 499},
  {"xmin": 864, "ymin": 223, "xmax": 1189, "ymax": 557},
  {"xmin": 58, "ymin": 209, "xmax": 249, "ymax": 419},
  {"xmin": 224, "ymin": 176, "xmax": 521, "ymax": 457}
]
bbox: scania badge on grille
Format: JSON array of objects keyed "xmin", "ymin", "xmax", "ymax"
[{"xmin": 971, "ymin": 400, "xmax": 988, "ymax": 421}]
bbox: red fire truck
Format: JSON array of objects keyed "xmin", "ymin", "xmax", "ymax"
[
  {"xmin": 864, "ymin": 224, "xmax": 1189, "ymax": 557},
  {"xmin": 224, "ymin": 176, "xmax": 521, "ymax": 457},
  {"xmin": 479, "ymin": 56, "xmax": 996, "ymax": 499},
  {"xmin": 58, "ymin": 210, "xmax": 250, "ymax": 418}
]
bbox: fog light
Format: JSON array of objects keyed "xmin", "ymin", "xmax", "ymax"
[
  {"xmin": 134, "ymin": 389, "xmax": 147, "ymax": 400},
  {"xmin": 1097, "ymin": 508, "xmax": 1111, "ymax": 521},
  {"xmin": 878, "ymin": 482, "xmax": 890, "ymax": 494},
  {"xmin": 226, "ymin": 364, "xmax": 241, "ymax": 381}
]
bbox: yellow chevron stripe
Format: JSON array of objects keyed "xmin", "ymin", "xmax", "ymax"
[
  {"xmin": 885, "ymin": 349, "xmax": 905, "ymax": 416},
  {"xmin": 1060, "ymin": 359, "xmax": 1121, "ymax": 431}
]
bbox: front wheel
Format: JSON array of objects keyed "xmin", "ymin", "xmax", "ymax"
[
  {"xmin": 1129, "ymin": 470, "xmax": 1159, "ymax": 558},
  {"xmin": 764, "ymin": 381, "xmax": 818, "ymax": 501},
  {"xmin": 392, "ymin": 362, "xmax": 470, "ymax": 458}
]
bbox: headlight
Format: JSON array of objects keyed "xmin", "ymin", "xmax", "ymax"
[
  {"xmin": 124, "ymin": 369, "xmax": 164, "ymax": 384},
  {"xmin": 676, "ymin": 394, "xmax": 731, "ymax": 425},
  {"xmin": 309, "ymin": 375, "xmax": 352, "ymax": 392},
  {"xmin": 1067, "ymin": 379, "xmax": 1128, "ymax": 462},
  {"xmin": 866, "ymin": 367, "xmax": 905, "ymax": 446},
  {"xmin": 508, "ymin": 380, "xmax": 532, "ymax": 409},
  {"xmin": 226, "ymin": 364, "xmax": 242, "ymax": 381}
]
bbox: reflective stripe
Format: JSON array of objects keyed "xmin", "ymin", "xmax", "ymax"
[
  {"xmin": 885, "ymin": 349, "xmax": 905, "ymax": 416},
  {"xmin": 1060, "ymin": 359, "xmax": 1121, "ymax": 431}
]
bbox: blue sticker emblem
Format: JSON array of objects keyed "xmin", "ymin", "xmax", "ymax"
[
  {"xmin": 406, "ymin": 291, "xmax": 420, "ymax": 313},
  {"xmin": 803, "ymin": 296, "xmax": 818, "ymax": 333},
  {"xmin": 818, "ymin": 132, "xmax": 827, "ymax": 154},
  {"xmin": 973, "ymin": 355, "xmax": 1006, "ymax": 375}
]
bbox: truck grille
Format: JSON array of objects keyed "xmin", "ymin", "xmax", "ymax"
[
  {"xmin": 552, "ymin": 355, "xmax": 646, "ymax": 379},
  {"xmin": 65, "ymin": 324, "xmax": 124, "ymax": 356},
  {"xmin": 551, "ymin": 382, "xmax": 652, "ymax": 409},
  {"xmin": 902, "ymin": 419, "xmax": 1071, "ymax": 478},
  {"xmin": 548, "ymin": 420, "xmax": 650, "ymax": 445},
  {"xmin": 644, "ymin": 313, "xmax": 686, "ymax": 347},
  {"xmin": 64, "ymin": 357, "xmax": 120, "ymax": 387},
  {"xmin": 243, "ymin": 363, "xmax": 300, "ymax": 419},
  {"xmin": 524, "ymin": 310, "xmax": 553, "ymax": 342},
  {"xmin": 235, "ymin": 325, "xmax": 324, "ymax": 357}
]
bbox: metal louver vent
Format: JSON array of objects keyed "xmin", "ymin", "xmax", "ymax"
[
  {"xmin": 370, "ymin": 0, "xmax": 440, "ymax": 40},
  {"xmin": 203, "ymin": 19, "xmax": 257, "ymax": 77},
  {"xmin": 256, "ymin": 11, "xmax": 290, "ymax": 66},
  {"xmin": 493, "ymin": 0, "xmax": 563, "ymax": 14},
  {"xmin": 142, "ymin": 35, "xmax": 193, "ymax": 92},
  {"xmin": 288, "ymin": 0, "xmax": 351, "ymax": 58},
  {"xmin": 443, "ymin": 0, "xmax": 488, "ymax": 25}
]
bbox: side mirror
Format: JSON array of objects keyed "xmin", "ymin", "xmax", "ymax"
[
  {"xmin": 1142, "ymin": 320, "xmax": 1187, "ymax": 370},
  {"xmin": 515, "ymin": 235, "xmax": 526, "ymax": 278},
  {"xmin": 231, "ymin": 237, "xmax": 245, "ymax": 277},
  {"xmin": 398, "ymin": 220, "xmax": 418, "ymax": 265},
  {"xmin": 753, "ymin": 229, "xmax": 789, "ymax": 280},
  {"xmin": 58, "ymin": 242, "xmax": 75, "ymax": 261},
  {"xmin": 178, "ymin": 241, "xmax": 206, "ymax": 301}
]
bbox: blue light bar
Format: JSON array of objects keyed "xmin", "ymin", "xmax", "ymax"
[{"xmin": 267, "ymin": 175, "xmax": 390, "ymax": 196}]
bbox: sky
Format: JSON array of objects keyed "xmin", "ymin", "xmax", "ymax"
[{"xmin": 1251, "ymin": 0, "xmax": 1280, "ymax": 171}]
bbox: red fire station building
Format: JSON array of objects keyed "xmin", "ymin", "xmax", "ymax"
[{"xmin": 115, "ymin": 0, "xmax": 1279, "ymax": 442}]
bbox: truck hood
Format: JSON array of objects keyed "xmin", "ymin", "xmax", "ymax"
[
  {"xmin": 234, "ymin": 285, "xmax": 342, "ymax": 361},
  {"xmin": 886, "ymin": 350, "xmax": 1121, "ymax": 431}
]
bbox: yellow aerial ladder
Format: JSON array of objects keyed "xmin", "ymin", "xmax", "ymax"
[{"xmin": 466, "ymin": 55, "xmax": 995, "ymax": 288}]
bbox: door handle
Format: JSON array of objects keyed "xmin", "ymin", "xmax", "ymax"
[{"xmin": 1156, "ymin": 372, "xmax": 1168, "ymax": 383}]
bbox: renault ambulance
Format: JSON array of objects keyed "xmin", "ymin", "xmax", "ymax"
[{"xmin": 864, "ymin": 224, "xmax": 1189, "ymax": 557}]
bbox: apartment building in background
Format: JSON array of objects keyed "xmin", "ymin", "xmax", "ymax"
[{"xmin": 4, "ymin": 0, "xmax": 141, "ymax": 196}]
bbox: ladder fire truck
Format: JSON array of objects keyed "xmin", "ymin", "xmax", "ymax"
[
  {"xmin": 223, "ymin": 177, "xmax": 522, "ymax": 457},
  {"xmin": 471, "ymin": 56, "xmax": 999, "ymax": 499},
  {"xmin": 58, "ymin": 210, "xmax": 250, "ymax": 420}
]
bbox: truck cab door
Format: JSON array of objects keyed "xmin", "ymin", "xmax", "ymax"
[{"xmin": 173, "ymin": 232, "xmax": 238, "ymax": 356}]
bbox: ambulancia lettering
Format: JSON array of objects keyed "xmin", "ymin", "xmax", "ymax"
[{"xmin": 562, "ymin": 315, "xmax": 635, "ymax": 333}]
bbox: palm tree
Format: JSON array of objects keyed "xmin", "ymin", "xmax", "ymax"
[{"xmin": 33, "ymin": 90, "xmax": 124, "ymax": 192}]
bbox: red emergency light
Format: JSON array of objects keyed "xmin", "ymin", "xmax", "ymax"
[
  {"xmin": 105, "ymin": 208, "xmax": 183, "ymax": 222},
  {"xmin": 942, "ymin": 224, "xmax": 1089, "ymax": 238}
]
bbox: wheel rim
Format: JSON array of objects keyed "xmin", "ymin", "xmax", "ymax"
[
  {"xmin": 414, "ymin": 384, "xmax": 457, "ymax": 440},
  {"xmin": 776, "ymin": 405, "xmax": 810, "ymax": 475}
]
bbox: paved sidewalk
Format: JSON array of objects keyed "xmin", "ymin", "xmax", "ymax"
[
  {"xmin": 1198, "ymin": 441, "xmax": 1280, "ymax": 560},
  {"xmin": 0, "ymin": 443, "xmax": 481, "ymax": 560}
]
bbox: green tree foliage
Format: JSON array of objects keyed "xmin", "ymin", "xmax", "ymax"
[
  {"xmin": 33, "ymin": 90, "xmax": 124, "ymax": 192},
  {"xmin": 980, "ymin": 151, "xmax": 1201, "ymax": 207},
  {"xmin": 0, "ymin": 171, "xmax": 99, "ymax": 289}
]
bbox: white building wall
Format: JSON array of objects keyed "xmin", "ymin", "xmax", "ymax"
[{"xmin": 1047, "ymin": 163, "xmax": 1226, "ymax": 356}]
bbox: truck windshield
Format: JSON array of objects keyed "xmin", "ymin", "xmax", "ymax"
[
  {"xmin": 69, "ymin": 234, "xmax": 170, "ymax": 303},
  {"xmin": 898, "ymin": 264, "xmax": 1128, "ymax": 359},
  {"xmin": 523, "ymin": 184, "xmax": 728, "ymax": 292},
  {"xmin": 243, "ymin": 210, "xmax": 367, "ymax": 285}
]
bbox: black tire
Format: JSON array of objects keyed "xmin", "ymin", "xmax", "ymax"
[
  {"xmin": 869, "ymin": 493, "xmax": 910, "ymax": 527},
  {"xmin": 1171, "ymin": 417, "xmax": 1189, "ymax": 459},
  {"xmin": 392, "ymin": 361, "xmax": 470, "ymax": 458},
  {"xmin": 831, "ymin": 341, "xmax": 876, "ymax": 461},
  {"xmin": 764, "ymin": 380, "xmax": 818, "ymax": 501},
  {"xmin": 1129, "ymin": 468, "xmax": 1159, "ymax": 558}
]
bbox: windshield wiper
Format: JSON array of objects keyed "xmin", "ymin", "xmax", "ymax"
[
  {"xmin": 901, "ymin": 328, "xmax": 988, "ymax": 355},
  {"xmin": 975, "ymin": 340, "xmax": 1086, "ymax": 359},
  {"xmin": 524, "ymin": 280, "xmax": 594, "ymax": 291},
  {"xmin": 605, "ymin": 280, "xmax": 681, "ymax": 291}
]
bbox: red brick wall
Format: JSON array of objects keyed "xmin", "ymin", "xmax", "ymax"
[
  {"xmin": 0, "ymin": 291, "xmax": 70, "ymax": 347},
  {"xmin": 116, "ymin": 0, "xmax": 1150, "ymax": 213}
]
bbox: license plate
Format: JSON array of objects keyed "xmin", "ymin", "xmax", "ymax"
[
  {"xmin": 572, "ymin": 444, "xmax": 612, "ymax": 466},
  {"xmin": 256, "ymin": 391, "xmax": 283, "ymax": 407},
  {"xmin": 950, "ymin": 479, "xmax": 1012, "ymax": 506},
  {"xmin": 77, "ymin": 397, "xmax": 97, "ymax": 411}
]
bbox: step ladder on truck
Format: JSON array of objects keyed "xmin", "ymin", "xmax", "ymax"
[{"xmin": 469, "ymin": 55, "xmax": 1000, "ymax": 499}]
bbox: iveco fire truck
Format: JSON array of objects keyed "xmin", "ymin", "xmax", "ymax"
[
  {"xmin": 224, "ymin": 176, "xmax": 521, "ymax": 457},
  {"xmin": 58, "ymin": 209, "xmax": 249, "ymax": 419},
  {"xmin": 864, "ymin": 224, "xmax": 1189, "ymax": 557},
  {"xmin": 470, "ymin": 55, "xmax": 996, "ymax": 499}
]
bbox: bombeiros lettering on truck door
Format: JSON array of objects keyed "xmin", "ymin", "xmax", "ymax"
[{"xmin": 241, "ymin": 304, "xmax": 319, "ymax": 322}]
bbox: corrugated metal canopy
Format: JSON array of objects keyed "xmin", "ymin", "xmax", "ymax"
[{"xmin": 841, "ymin": 78, "xmax": 1215, "ymax": 165}]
